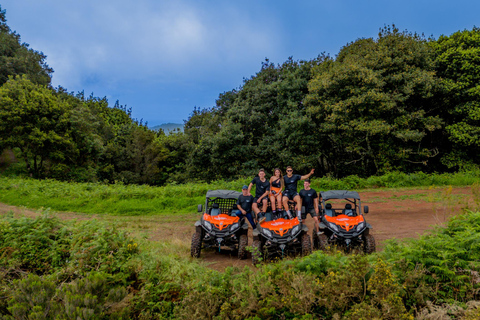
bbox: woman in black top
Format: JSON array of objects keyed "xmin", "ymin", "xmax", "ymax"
[{"xmin": 269, "ymin": 168, "xmax": 284, "ymax": 215}]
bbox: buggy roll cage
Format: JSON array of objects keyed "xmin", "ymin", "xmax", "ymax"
[
  {"xmin": 199, "ymin": 190, "xmax": 242, "ymax": 214},
  {"xmin": 320, "ymin": 190, "xmax": 368, "ymax": 216}
]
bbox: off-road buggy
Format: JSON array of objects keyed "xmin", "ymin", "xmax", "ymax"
[
  {"xmin": 313, "ymin": 190, "xmax": 375, "ymax": 253},
  {"xmin": 191, "ymin": 190, "xmax": 249, "ymax": 259},
  {"xmin": 251, "ymin": 205, "xmax": 312, "ymax": 265}
]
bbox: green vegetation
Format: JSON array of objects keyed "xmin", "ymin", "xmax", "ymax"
[
  {"xmin": 2, "ymin": 205, "xmax": 480, "ymax": 318},
  {"xmin": 2, "ymin": 5, "xmax": 480, "ymax": 184},
  {"xmin": 1, "ymin": 171, "xmax": 479, "ymax": 216}
]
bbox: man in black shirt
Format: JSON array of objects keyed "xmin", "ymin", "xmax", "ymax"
[
  {"xmin": 234, "ymin": 185, "xmax": 256, "ymax": 229},
  {"xmin": 282, "ymin": 166, "xmax": 315, "ymax": 221},
  {"xmin": 247, "ymin": 169, "xmax": 270, "ymax": 223},
  {"xmin": 299, "ymin": 179, "xmax": 320, "ymax": 231}
]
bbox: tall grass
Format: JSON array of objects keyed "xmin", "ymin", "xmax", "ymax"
[{"xmin": 0, "ymin": 170, "xmax": 479, "ymax": 215}]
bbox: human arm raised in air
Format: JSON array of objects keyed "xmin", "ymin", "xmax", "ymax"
[
  {"xmin": 301, "ymin": 168, "xmax": 315, "ymax": 180},
  {"xmin": 247, "ymin": 182, "xmax": 254, "ymax": 196}
]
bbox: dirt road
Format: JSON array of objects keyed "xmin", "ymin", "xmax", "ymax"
[{"xmin": 0, "ymin": 186, "xmax": 476, "ymax": 271}]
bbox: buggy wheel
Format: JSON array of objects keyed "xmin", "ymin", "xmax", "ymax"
[
  {"xmin": 238, "ymin": 234, "xmax": 248, "ymax": 260},
  {"xmin": 252, "ymin": 239, "xmax": 263, "ymax": 266},
  {"xmin": 301, "ymin": 232, "xmax": 312, "ymax": 256},
  {"xmin": 364, "ymin": 233, "xmax": 376, "ymax": 254},
  {"xmin": 191, "ymin": 232, "xmax": 202, "ymax": 258},
  {"xmin": 312, "ymin": 232, "xmax": 319, "ymax": 250},
  {"xmin": 318, "ymin": 233, "xmax": 328, "ymax": 251}
]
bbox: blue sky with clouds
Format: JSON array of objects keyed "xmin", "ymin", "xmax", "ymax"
[{"xmin": 2, "ymin": 0, "xmax": 479, "ymax": 126}]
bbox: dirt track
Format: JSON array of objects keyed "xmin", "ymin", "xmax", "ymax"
[{"xmin": 0, "ymin": 186, "xmax": 476, "ymax": 271}]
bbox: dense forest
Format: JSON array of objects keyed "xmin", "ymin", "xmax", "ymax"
[{"xmin": 1, "ymin": 5, "xmax": 479, "ymax": 185}]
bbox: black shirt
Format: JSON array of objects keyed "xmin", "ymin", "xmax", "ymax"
[
  {"xmin": 237, "ymin": 194, "xmax": 254, "ymax": 212},
  {"xmin": 299, "ymin": 188, "xmax": 318, "ymax": 211},
  {"xmin": 271, "ymin": 178, "xmax": 281, "ymax": 188},
  {"xmin": 284, "ymin": 174, "xmax": 302, "ymax": 193},
  {"xmin": 251, "ymin": 177, "xmax": 270, "ymax": 198}
]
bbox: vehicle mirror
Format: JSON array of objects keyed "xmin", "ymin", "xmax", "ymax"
[
  {"xmin": 364, "ymin": 205, "xmax": 369, "ymax": 214},
  {"xmin": 198, "ymin": 204, "xmax": 203, "ymax": 213}
]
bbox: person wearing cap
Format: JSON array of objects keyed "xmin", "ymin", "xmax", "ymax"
[
  {"xmin": 299, "ymin": 178, "xmax": 320, "ymax": 231},
  {"xmin": 282, "ymin": 166, "xmax": 315, "ymax": 221},
  {"xmin": 232, "ymin": 185, "xmax": 256, "ymax": 229},
  {"xmin": 248, "ymin": 169, "xmax": 270, "ymax": 224}
]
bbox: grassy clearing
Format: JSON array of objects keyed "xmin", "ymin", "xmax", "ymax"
[{"xmin": 1, "ymin": 170, "xmax": 479, "ymax": 216}]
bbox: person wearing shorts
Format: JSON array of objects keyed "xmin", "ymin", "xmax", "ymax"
[
  {"xmin": 269, "ymin": 168, "xmax": 284, "ymax": 220},
  {"xmin": 299, "ymin": 178, "xmax": 320, "ymax": 231},
  {"xmin": 282, "ymin": 166, "xmax": 315, "ymax": 221},
  {"xmin": 247, "ymin": 169, "xmax": 270, "ymax": 223}
]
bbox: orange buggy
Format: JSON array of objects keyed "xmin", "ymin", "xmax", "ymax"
[
  {"xmin": 314, "ymin": 190, "xmax": 375, "ymax": 253},
  {"xmin": 191, "ymin": 190, "xmax": 249, "ymax": 259},
  {"xmin": 251, "ymin": 211, "xmax": 311, "ymax": 265}
]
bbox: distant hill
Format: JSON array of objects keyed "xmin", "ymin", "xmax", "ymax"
[{"xmin": 150, "ymin": 123, "xmax": 184, "ymax": 134}]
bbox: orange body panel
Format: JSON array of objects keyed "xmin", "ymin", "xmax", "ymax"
[
  {"xmin": 203, "ymin": 213, "xmax": 239, "ymax": 231},
  {"xmin": 324, "ymin": 214, "xmax": 365, "ymax": 232},
  {"xmin": 261, "ymin": 218, "xmax": 300, "ymax": 237}
]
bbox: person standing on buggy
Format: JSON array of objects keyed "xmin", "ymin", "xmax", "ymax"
[
  {"xmin": 233, "ymin": 185, "xmax": 257, "ymax": 229},
  {"xmin": 299, "ymin": 178, "xmax": 320, "ymax": 232},
  {"xmin": 247, "ymin": 169, "xmax": 270, "ymax": 223},
  {"xmin": 269, "ymin": 168, "xmax": 284, "ymax": 219},
  {"xmin": 282, "ymin": 166, "xmax": 315, "ymax": 221}
]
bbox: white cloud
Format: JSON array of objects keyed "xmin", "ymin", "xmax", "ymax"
[{"xmin": 9, "ymin": 0, "xmax": 280, "ymax": 90}]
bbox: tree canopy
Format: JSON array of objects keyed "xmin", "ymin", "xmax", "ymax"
[{"xmin": 1, "ymin": 5, "xmax": 479, "ymax": 184}]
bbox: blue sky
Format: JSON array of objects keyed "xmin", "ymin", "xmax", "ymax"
[{"xmin": 2, "ymin": 0, "xmax": 479, "ymax": 126}]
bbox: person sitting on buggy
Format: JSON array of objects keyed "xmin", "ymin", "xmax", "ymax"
[
  {"xmin": 248, "ymin": 169, "xmax": 270, "ymax": 224},
  {"xmin": 232, "ymin": 185, "xmax": 257, "ymax": 229},
  {"xmin": 269, "ymin": 168, "xmax": 284, "ymax": 217},
  {"xmin": 282, "ymin": 166, "xmax": 315, "ymax": 222}
]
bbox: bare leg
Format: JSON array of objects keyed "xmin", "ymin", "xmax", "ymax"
[
  {"xmin": 269, "ymin": 194, "xmax": 277, "ymax": 211},
  {"xmin": 313, "ymin": 216, "xmax": 319, "ymax": 232},
  {"xmin": 282, "ymin": 196, "xmax": 289, "ymax": 212},
  {"xmin": 294, "ymin": 195, "xmax": 302, "ymax": 212},
  {"xmin": 276, "ymin": 193, "xmax": 282, "ymax": 210},
  {"xmin": 262, "ymin": 198, "xmax": 268, "ymax": 212}
]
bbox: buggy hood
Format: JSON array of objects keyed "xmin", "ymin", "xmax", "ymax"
[
  {"xmin": 206, "ymin": 190, "xmax": 242, "ymax": 199},
  {"xmin": 321, "ymin": 190, "xmax": 360, "ymax": 201}
]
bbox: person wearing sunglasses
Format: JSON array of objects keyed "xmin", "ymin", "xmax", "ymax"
[{"xmin": 282, "ymin": 166, "xmax": 315, "ymax": 221}]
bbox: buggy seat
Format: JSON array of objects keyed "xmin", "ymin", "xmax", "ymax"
[{"xmin": 324, "ymin": 203, "xmax": 335, "ymax": 217}]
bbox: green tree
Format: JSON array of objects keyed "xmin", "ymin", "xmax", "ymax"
[
  {"xmin": 306, "ymin": 26, "xmax": 443, "ymax": 176},
  {"xmin": 0, "ymin": 76, "xmax": 74, "ymax": 177},
  {"xmin": 0, "ymin": 5, "xmax": 52, "ymax": 86},
  {"xmin": 184, "ymin": 56, "xmax": 325, "ymax": 181},
  {"xmin": 430, "ymin": 27, "xmax": 480, "ymax": 169}
]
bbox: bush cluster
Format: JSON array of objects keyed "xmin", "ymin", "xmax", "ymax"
[{"xmin": 3, "ymin": 207, "xmax": 480, "ymax": 319}]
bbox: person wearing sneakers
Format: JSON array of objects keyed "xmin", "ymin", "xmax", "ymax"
[
  {"xmin": 247, "ymin": 169, "xmax": 270, "ymax": 223},
  {"xmin": 269, "ymin": 168, "xmax": 284, "ymax": 220},
  {"xmin": 233, "ymin": 185, "xmax": 256, "ymax": 229},
  {"xmin": 299, "ymin": 178, "xmax": 320, "ymax": 231},
  {"xmin": 282, "ymin": 166, "xmax": 315, "ymax": 222}
]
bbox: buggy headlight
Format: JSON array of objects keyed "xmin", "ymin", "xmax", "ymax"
[
  {"xmin": 356, "ymin": 222, "xmax": 365, "ymax": 230},
  {"xmin": 203, "ymin": 220, "xmax": 212, "ymax": 231},
  {"xmin": 230, "ymin": 223, "xmax": 239, "ymax": 231},
  {"xmin": 262, "ymin": 228, "xmax": 273, "ymax": 238},
  {"xmin": 291, "ymin": 226, "xmax": 300, "ymax": 235},
  {"xmin": 329, "ymin": 222, "xmax": 339, "ymax": 232}
]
